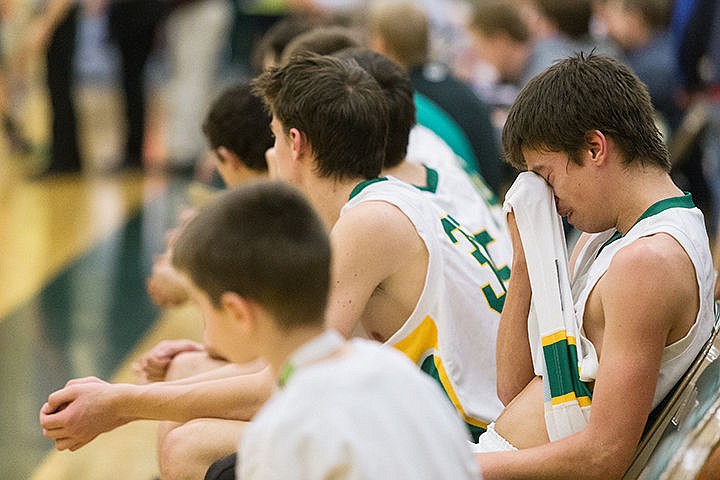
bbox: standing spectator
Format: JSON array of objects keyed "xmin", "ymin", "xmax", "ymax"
[
  {"xmin": 603, "ymin": 0, "xmax": 682, "ymax": 130},
  {"xmin": 467, "ymin": 0, "xmax": 532, "ymax": 130},
  {"xmin": 18, "ymin": 0, "xmax": 82, "ymax": 175},
  {"xmin": 163, "ymin": 0, "xmax": 232, "ymax": 173},
  {"xmin": 107, "ymin": 0, "xmax": 165, "ymax": 171},
  {"xmin": 678, "ymin": 0, "xmax": 720, "ymax": 296},
  {"xmin": 522, "ymin": 0, "xmax": 617, "ymax": 83},
  {"xmin": 0, "ymin": 2, "xmax": 34, "ymax": 156}
]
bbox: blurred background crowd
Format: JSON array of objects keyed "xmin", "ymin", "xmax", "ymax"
[{"xmin": 0, "ymin": 0, "xmax": 718, "ymax": 241}]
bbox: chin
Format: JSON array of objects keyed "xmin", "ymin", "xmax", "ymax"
[
  {"xmin": 566, "ymin": 213, "xmax": 595, "ymax": 234},
  {"xmin": 571, "ymin": 221, "xmax": 609, "ymax": 234}
]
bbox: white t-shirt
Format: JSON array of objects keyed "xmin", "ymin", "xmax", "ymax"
[{"xmin": 236, "ymin": 331, "xmax": 482, "ymax": 480}]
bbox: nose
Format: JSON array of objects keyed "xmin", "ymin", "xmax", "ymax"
[{"xmin": 265, "ymin": 147, "xmax": 278, "ymax": 179}]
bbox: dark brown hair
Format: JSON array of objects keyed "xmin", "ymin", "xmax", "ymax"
[
  {"xmin": 202, "ymin": 81, "xmax": 272, "ymax": 172},
  {"xmin": 335, "ymin": 48, "xmax": 415, "ymax": 168},
  {"xmin": 172, "ymin": 181, "xmax": 330, "ymax": 329},
  {"xmin": 502, "ymin": 53, "xmax": 670, "ymax": 171},
  {"xmin": 253, "ymin": 53, "xmax": 388, "ymax": 181}
]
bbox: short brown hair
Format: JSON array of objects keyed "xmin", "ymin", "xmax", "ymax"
[
  {"xmin": 172, "ymin": 181, "xmax": 331, "ymax": 329},
  {"xmin": 201, "ymin": 81, "xmax": 272, "ymax": 172},
  {"xmin": 502, "ymin": 53, "xmax": 670, "ymax": 171},
  {"xmin": 253, "ymin": 53, "xmax": 388, "ymax": 181},
  {"xmin": 281, "ymin": 25, "xmax": 363, "ymax": 64},
  {"xmin": 335, "ymin": 48, "xmax": 415, "ymax": 168}
]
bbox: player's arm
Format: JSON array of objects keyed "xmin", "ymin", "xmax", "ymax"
[
  {"xmin": 477, "ymin": 235, "xmax": 695, "ymax": 479},
  {"xmin": 40, "ymin": 366, "xmax": 274, "ymax": 451},
  {"xmin": 157, "ymin": 358, "xmax": 268, "ymax": 385},
  {"xmin": 495, "ymin": 211, "xmax": 535, "ymax": 404},
  {"xmin": 325, "ymin": 201, "xmax": 427, "ymax": 338}
]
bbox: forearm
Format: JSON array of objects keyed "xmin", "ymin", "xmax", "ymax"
[
  {"xmin": 495, "ymin": 257, "xmax": 535, "ymax": 404},
  {"xmin": 477, "ymin": 428, "xmax": 631, "ymax": 480},
  {"xmin": 117, "ymin": 368, "xmax": 274, "ymax": 423},
  {"xmin": 163, "ymin": 360, "xmax": 268, "ymax": 386}
]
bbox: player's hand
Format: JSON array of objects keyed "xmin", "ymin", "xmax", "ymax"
[
  {"xmin": 133, "ymin": 339, "xmax": 205, "ymax": 383},
  {"xmin": 146, "ymin": 254, "xmax": 190, "ymax": 307},
  {"xmin": 39, "ymin": 377, "xmax": 131, "ymax": 451}
]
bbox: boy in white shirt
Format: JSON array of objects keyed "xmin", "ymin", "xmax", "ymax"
[{"xmin": 170, "ymin": 180, "xmax": 481, "ymax": 479}]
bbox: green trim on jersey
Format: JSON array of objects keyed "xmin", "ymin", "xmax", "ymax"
[
  {"xmin": 420, "ymin": 355, "xmax": 486, "ymax": 442},
  {"xmin": 348, "ymin": 177, "xmax": 388, "ymax": 201},
  {"xmin": 413, "ymin": 166, "xmax": 439, "ymax": 193},
  {"xmin": 598, "ymin": 192, "xmax": 695, "ymax": 255}
]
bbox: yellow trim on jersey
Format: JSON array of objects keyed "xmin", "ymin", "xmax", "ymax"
[
  {"xmin": 541, "ymin": 331, "xmax": 578, "ymax": 348},
  {"xmin": 542, "ymin": 330, "xmax": 566, "ymax": 346},
  {"xmin": 392, "ymin": 315, "xmax": 489, "ymax": 430},
  {"xmin": 393, "ymin": 315, "xmax": 438, "ymax": 363},
  {"xmin": 550, "ymin": 392, "xmax": 592, "ymax": 407}
]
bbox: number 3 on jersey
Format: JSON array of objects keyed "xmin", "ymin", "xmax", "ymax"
[{"xmin": 441, "ymin": 215, "xmax": 508, "ymax": 314}]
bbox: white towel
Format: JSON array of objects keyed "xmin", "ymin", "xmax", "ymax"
[{"xmin": 503, "ymin": 172, "xmax": 597, "ymax": 440}]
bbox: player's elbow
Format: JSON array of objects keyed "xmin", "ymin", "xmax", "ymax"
[
  {"xmin": 581, "ymin": 456, "xmax": 629, "ymax": 480},
  {"xmin": 496, "ymin": 386, "xmax": 516, "ymax": 407},
  {"xmin": 496, "ymin": 375, "xmax": 532, "ymax": 406},
  {"xmin": 579, "ymin": 431, "xmax": 637, "ymax": 479}
]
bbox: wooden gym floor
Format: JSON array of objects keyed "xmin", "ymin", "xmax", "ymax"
[{"xmin": 0, "ymin": 26, "xmax": 207, "ymax": 480}]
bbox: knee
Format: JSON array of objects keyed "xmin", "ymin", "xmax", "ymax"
[
  {"xmin": 164, "ymin": 350, "xmax": 217, "ymax": 381},
  {"xmin": 158, "ymin": 420, "xmax": 217, "ymax": 480}
]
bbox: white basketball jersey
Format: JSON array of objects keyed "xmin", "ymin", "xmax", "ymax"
[
  {"xmin": 417, "ymin": 164, "xmax": 513, "ymax": 278},
  {"xmin": 342, "ymin": 177, "xmax": 506, "ymax": 440},
  {"xmin": 572, "ymin": 194, "xmax": 715, "ymax": 408}
]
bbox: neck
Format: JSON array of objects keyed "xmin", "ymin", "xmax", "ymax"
[
  {"xmin": 611, "ymin": 166, "xmax": 682, "ymax": 235},
  {"xmin": 263, "ymin": 324, "xmax": 327, "ymax": 380},
  {"xmin": 383, "ymin": 159, "xmax": 426, "ymax": 187},
  {"xmin": 302, "ymin": 176, "xmax": 365, "ymax": 230}
]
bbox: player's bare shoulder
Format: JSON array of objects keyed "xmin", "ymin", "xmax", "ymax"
[
  {"xmin": 601, "ymin": 232, "xmax": 698, "ymax": 342},
  {"xmin": 333, "ymin": 200, "xmax": 426, "ymax": 256},
  {"xmin": 608, "ymin": 233, "xmax": 696, "ymax": 289}
]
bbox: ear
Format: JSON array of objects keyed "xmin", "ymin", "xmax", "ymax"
[
  {"xmin": 220, "ymin": 292, "xmax": 257, "ymax": 335},
  {"xmin": 585, "ymin": 130, "xmax": 608, "ymax": 166},
  {"xmin": 218, "ymin": 147, "xmax": 250, "ymax": 173},
  {"xmin": 288, "ymin": 127, "xmax": 309, "ymax": 162},
  {"xmin": 216, "ymin": 146, "xmax": 234, "ymax": 165}
]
